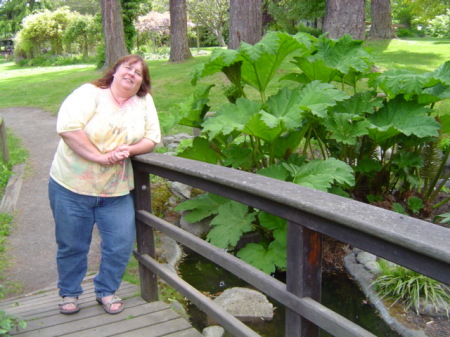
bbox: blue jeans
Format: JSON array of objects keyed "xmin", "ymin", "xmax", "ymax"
[{"xmin": 48, "ymin": 178, "xmax": 136, "ymax": 299}]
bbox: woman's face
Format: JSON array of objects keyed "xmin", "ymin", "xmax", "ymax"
[{"xmin": 113, "ymin": 61, "xmax": 143, "ymax": 94}]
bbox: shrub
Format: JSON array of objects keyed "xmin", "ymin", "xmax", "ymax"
[
  {"xmin": 395, "ymin": 28, "xmax": 416, "ymax": 38},
  {"xmin": 372, "ymin": 259, "xmax": 450, "ymax": 316},
  {"xmin": 427, "ymin": 9, "xmax": 450, "ymax": 38}
]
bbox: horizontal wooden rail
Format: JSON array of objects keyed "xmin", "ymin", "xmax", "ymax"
[
  {"xmin": 132, "ymin": 153, "xmax": 450, "ymax": 337},
  {"xmin": 133, "ymin": 153, "xmax": 450, "ymax": 284}
]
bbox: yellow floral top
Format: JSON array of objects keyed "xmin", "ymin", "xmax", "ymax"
[{"xmin": 50, "ymin": 83, "xmax": 161, "ymax": 197}]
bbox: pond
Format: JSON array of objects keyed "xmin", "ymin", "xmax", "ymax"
[{"xmin": 178, "ymin": 251, "xmax": 401, "ymax": 337}]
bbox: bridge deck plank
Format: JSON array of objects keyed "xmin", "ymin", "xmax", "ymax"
[{"xmin": 0, "ymin": 278, "xmax": 202, "ymax": 337}]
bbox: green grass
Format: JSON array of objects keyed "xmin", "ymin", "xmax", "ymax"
[{"xmin": 365, "ymin": 38, "xmax": 450, "ymax": 73}]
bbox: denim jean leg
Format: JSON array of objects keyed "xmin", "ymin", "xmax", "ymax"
[
  {"xmin": 94, "ymin": 193, "xmax": 136, "ymax": 298},
  {"xmin": 48, "ymin": 178, "xmax": 96, "ymax": 298}
]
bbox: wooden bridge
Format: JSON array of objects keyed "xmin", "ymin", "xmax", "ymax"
[
  {"xmin": 1, "ymin": 152, "xmax": 449, "ymax": 336},
  {"xmin": 0, "ymin": 278, "xmax": 202, "ymax": 336}
]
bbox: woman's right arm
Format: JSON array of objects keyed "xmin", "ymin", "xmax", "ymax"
[{"xmin": 60, "ymin": 130, "xmax": 128, "ymax": 165}]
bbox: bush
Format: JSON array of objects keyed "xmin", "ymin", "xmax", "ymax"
[
  {"xmin": 427, "ymin": 9, "xmax": 450, "ymax": 38},
  {"xmin": 372, "ymin": 259, "xmax": 450, "ymax": 315},
  {"xmin": 296, "ymin": 23, "xmax": 322, "ymax": 37},
  {"xmin": 395, "ymin": 28, "xmax": 416, "ymax": 38}
]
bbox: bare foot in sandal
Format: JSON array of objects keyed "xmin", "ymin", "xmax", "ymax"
[
  {"xmin": 96, "ymin": 295, "xmax": 124, "ymax": 314},
  {"xmin": 59, "ymin": 297, "xmax": 80, "ymax": 314}
]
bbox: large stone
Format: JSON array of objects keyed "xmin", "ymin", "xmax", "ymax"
[
  {"xmin": 179, "ymin": 212, "xmax": 212, "ymax": 237},
  {"xmin": 170, "ymin": 181, "xmax": 192, "ymax": 200},
  {"xmin": 213, "ymin": 287, "xmax": 274, "ymax": 322},
  {"xmin": 202, "ymin": 326, "xmax": 226, "ymax": 337}
]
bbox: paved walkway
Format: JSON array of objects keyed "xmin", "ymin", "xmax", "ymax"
[{"xmin": 0, "ymin": 107, "xmax": 101, "ymax": 297}]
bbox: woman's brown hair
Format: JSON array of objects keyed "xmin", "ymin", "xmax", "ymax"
[{"xmin": 91, "ymin": 55, "xmax": 151, "ymax": 97}]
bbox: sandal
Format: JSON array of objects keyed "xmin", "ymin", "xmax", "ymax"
[
  {"xmin": 59, "ymin": 297, "xmax": 80, "ymax": 315},
  {"xmin": 96, "ymin": 295, "xmax": 124, "ymax": 314}
]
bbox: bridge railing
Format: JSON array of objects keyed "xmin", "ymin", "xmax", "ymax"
[{"xmin": 132, "ymin": 153, "xmax": 450, "ymax": 337}]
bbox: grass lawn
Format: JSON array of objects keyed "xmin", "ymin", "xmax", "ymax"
[{"xmin": 366, "ymin": 38, "xmax": 450, "ymax": 72}]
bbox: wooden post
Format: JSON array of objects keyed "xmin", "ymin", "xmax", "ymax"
[
  {"xmin": 0, "ymin": 117, "xmax": 10, "ymax": 163},
  {"xmin": 285, "ymin": 222, "xmax": 322, "ymax": 337},
  {"xmin": 133, "ymin": 167, "xmax": 158, "ymax": 302}
]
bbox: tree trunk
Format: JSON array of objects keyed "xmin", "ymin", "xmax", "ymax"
[
  {"xmin": 169, "ymin": 0, "xmax": 192, "ymax": 62},
  {"xmin": 323, "ymin": 0, "xmax": 366, "ymax": 40},
  {"xmin": 368, "ymin": 0, "xmax": 396, "ymax": 39},
  {"xmin": 100, "ymin": 0, "xmax": 128, "ymax": 68},
  {"xmin": 228, "ymin": 0, "xmax": 262, "ymax": 50}
]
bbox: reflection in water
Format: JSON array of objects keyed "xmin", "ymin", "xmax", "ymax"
[{"xmin": 178, "ymin": 252, "xmax": 401, "ymax": 337}]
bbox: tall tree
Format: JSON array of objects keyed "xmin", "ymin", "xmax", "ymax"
[
  {"xmin": 369, "ymin": 0, "xmax": 396, "ymax": 38},
  {"xmin": 100, "ymin": 0, "xmax": 128, "ymax": 68},
  {"xmin": 187, "ymin": 0, "xmax": 229, "ymax": 47},
  {"xmin": 323, "ymin": 0, "xmax": 365, "ymax": 40},
  {"xmin": 228, "ymin": 0, "xmax": 262, "ymax": 49},
  {"xmin": 169, "ymin": 0, "xmax": 192, "ymax": 62}
]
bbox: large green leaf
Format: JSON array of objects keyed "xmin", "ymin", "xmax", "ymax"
[
  {"xmin": 311, "ymin": 34, "xmax": 373, "ymax": 74},
  {"xmin": 323, "ymin": 113, "xmax": 370, "ymax": 145},
  {"xmin": 263, "ymin": 87, "xmax": 305, "ymax": 131},
  {"xmin": 332, "ymin": 91, "xmax": 383, "ymax": 116},
  {"xmin": 223, "ymin": 145, "xmax": 254, "ymax": 170},
  {"xmin": 238, "ymin": 31, "xmax": 315, "ymax": 94},
  {"xmin": 176, "ymin": 84, "xmax": 214, "ymax": 128},
  {"xmin": 422, "ymin": 83, "xmax": 450, "ymax": 104},
  {"xmin": 287, "ymin": 58, "xmax": 341, "ymax": 84},
  {"xmin": 202, "ymin": 98, "xmax": 261, "ymax": 139},
  {"xmin": 237, "ymin": 240, "xmax": 287, "ymax": 274},
  {"xmin": 242, "ymin": 113, "xmax": 283, "ymax": 142},
  {"xmin": 176, "ymin": 137, "xmax": 222, "ymax": 164},
  {"xmin": 428, "ymin": 60, "xmax": 450, "ymax": 85},
  {"xmin": 175, "ymin": 193, "xmax": 229, "ymax": 223},
  {"xmin": 297, "ymin": 81, "xmax": 348, "ymax": 117},
  {"xmin": 284, "ymin": 158, "xmax": 355, "ymax": 191},
  {"xmin": 440, "ymin": 114, "xmax": 450, "ymax": 135},
  {"xmin": 190, "ymin": 48, "xmax": 241, "ymax": 86},
  {"xmin": 257, "ymin": 164, "xmax": 290, "ymax": 181},
  {"xmin": 207, "ymin": 201, "xmax": 255, "ymax": 249},
  {"xmin": 258, "ymin": 212, "xmax": 287, "ymax": 232},
  {"xmin": 371, "ymin": 69, "xmax": 433, "ymax": 100},
  {"xmin": 368, "ymin": 96, "xmax": 440, "ymax": 139}
]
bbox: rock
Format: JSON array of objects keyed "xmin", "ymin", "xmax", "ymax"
[
  {"xmin": 170, "ymin": 181, "xmax": 192, "ymax": 200},
  {"xmin": 213, "ymin": 287, "xmax": 274, "ymax": 322},
  {"xmin": 179, "ymin": 212, "xmax": 211, "ymax": 237},
  {"xmin": 418, "ymin": 298, "xmax": 450, "ymax": 317},
  {"xmin": 365, "ymin": 260, "xmax": 382, "ymax": 275},
  {"xmin": 356, "ymin": 251, "xmax": 377, "ymax": 265},
  {"xmin": 158, "ymin": 234, "xmax": 183, "ymax": 268},
  {"xmin": 169, "ymin": 300, "xmax": 189, "ymax": 319},
  {"xmin": 202, "ymin": 325, "xmax": 226, "ymax": 337},
  {"xmin": 162, "ymin": 133, "xmax": 193, "ymax": 153}
]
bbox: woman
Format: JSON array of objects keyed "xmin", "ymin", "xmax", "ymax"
[{"xmin": 49, "ymin": 55, "xmax": 161, "ymax": 315}]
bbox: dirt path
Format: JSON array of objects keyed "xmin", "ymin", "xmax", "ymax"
[{"xmin": 0, "ymin": 107, "xmax": 100, "ymax": 297}]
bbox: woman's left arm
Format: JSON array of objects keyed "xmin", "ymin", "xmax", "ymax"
[{"xmin": 117, "ymin": 138, "xmax": 155, "ymax": 157}]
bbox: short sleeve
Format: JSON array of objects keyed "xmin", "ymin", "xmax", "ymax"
[
  {"xmin": 56, "ymin": 83, "xmax": 99, "ymax": 134},
  {"xmin": 143, "ymin": 94, "xmax": 161, "ymax": 144}
]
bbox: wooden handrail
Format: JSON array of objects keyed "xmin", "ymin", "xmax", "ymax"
[{"xmin": 132, "ymin": 153, "xmax": 450, "ymax": 337}]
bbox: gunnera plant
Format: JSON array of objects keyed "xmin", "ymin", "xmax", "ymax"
[{"xmin": 372, "ymin": 259, "xmax": 450, "ymax": 316}]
